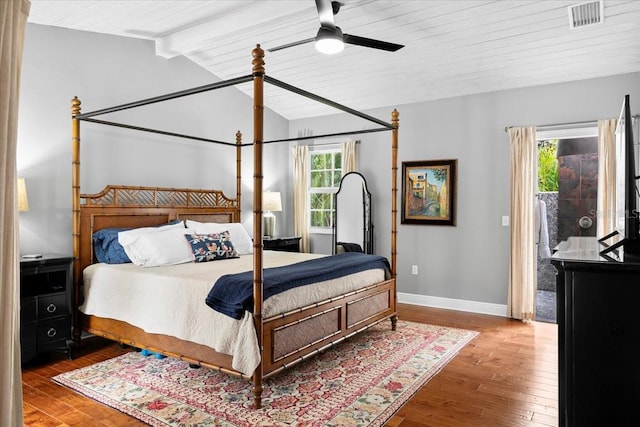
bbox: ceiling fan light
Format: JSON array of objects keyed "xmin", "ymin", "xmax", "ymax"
[
  {"xmin": 315, "ymin": 26, "xmax": 344, "ymax": 54},
  {"xmin": 316, "ymin": 38, "xmax": 344, "ymax": 54}
]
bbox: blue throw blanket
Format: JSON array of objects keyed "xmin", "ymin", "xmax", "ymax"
[{"xmin": 205, "ymin": 252, "xmax": 390, "ymax": 319}]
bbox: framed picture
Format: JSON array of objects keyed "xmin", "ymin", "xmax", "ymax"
[{"xmin": 401, "ymin": 159, "xmax": 457, "ymax": 225}]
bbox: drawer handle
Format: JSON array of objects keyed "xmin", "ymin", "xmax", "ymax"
[
  {"xmin": 47, "ymin": 328, "xmax": 57, "ymax": 338},
  {"xmin": 46, "ymin": 303, "xmax": 57, "ymax": 313}
]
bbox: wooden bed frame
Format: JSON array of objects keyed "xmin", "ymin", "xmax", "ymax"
[{"xmin": 71, "ymin": 45, "xmax": 399, "ymax": 409}]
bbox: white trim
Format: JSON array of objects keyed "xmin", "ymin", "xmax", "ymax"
[
  {"xmin": 309, "ymin": 226, "xmax": 332, "ymax": 235},
  {"xmin": 308, "ymin": 143, "xmax": 340, "ymax": 152},
  {"xmin": 536, "ymin": 126, "xmax": 598, "ymax": 140},
  {"xmin": 398, "ymin": 292, "xmax": 508, "ymax": 317}
]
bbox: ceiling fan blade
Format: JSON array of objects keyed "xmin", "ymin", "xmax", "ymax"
[
  {"xmin": 315, "ymin": 0, "xmax": 336, "ymax": 28},
  {"xmin": 343, "ymin": 33, "xmax": 404, "ymax": 52},
  {"xmin": 267, "ymin": 37, "xmax": 316, "ymax": 52}
]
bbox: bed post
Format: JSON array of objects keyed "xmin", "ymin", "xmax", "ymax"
[
  {"xmin": 71, "ymin": 96, "xmax": 82, "ymax": 344},
  {"xmin": 236, "ymin": 130, "xmax": 242, "ymax": 221},
  {"xmin": 251, "ymin": 44, "xmax": 265, "ymax": 409},
  {"xmin": 391, "ymin": 109, "xmax": 399, "ymax": 331}
]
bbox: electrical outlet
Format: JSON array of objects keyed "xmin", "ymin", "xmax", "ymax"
[
  {"xmin": 411, "ymin": 265, "xmax": 418, "ymax": 275},
  {"xmin": 502, "ymin": 216, "xmax": 510, "ymax": 226}
]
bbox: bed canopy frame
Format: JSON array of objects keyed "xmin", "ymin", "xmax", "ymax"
[{"xmin": 70, "ymin": 44, "xmax": 399, "ymax": 408}]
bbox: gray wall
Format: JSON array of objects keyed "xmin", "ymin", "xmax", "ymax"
[
  {"xmin": 17, "ymin": 24, "xmax": 290, "ymax": 255},
  {"xmin": 290, "ymin": 73, "xmax": 640, "ymax": 307},
  {"xmin": 17, "ymin": 23, "xmax": 640, "ymax": 311}
]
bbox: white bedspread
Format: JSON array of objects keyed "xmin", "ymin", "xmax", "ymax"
[{"xmin": 80, "ymin": 251, "xmax": 385, "ymax": 375}]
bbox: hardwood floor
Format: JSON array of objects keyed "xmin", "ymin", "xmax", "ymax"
[
  {"xmin": 388, "ymin": 304, "xmax": 558, "ymax": 427},
  {"xmin": 22, "ymin": 303, "xmax": 558, "ymax": 426}
]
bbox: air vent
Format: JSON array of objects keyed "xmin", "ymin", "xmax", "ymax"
[{"xmin": 568, "ymin": 1, "xmax": 604, "ymax": 29}]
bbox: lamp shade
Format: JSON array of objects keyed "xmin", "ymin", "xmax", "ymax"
[
  {"xmin": 17, "ymin": 177, "xmax": 29, "ymax": 212},
  {"xmin": 263, "ymin": 192, "xmax": 282, "ymax": 212}
]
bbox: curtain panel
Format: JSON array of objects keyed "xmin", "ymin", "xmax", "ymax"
[
  {"xmin": 341, "ymin": 140, "xmax": 358, "ymax": 174},
  {"xmin": 292, "ymin": 145, "xmax": 310, "ymax": 253},
  {"xmin": 507, "ymin": 127, "xmax": 537, "ymax": 321},
  {"xmin": 0, "ymin": 0, "xmax": 31, "ymax": 423},
  {"xmin": 597, "ymin": 119, "xmax": 618, "ymax": 238}
]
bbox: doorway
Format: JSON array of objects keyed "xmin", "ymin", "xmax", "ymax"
[{"xmin": 535, "ymin": 134, "xmax": 599, "ymax": 323}]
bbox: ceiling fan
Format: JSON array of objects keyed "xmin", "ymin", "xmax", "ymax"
[{"xmin": 268, "ymin": 0, "xmax": 404, "ymax": 54}]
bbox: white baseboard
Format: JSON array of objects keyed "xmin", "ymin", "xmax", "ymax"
[{"xmin": 398, "ymin": 292, "xmax": 508, "ymax": 317}]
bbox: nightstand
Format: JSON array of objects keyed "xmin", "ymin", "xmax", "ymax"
[
  {"xmin": 20, "ymin": 254, "xmax": 73, "ymax": 363},
  {"xmin": 263, "ymin": 236, "xmax": 301, "ymax": 252}
]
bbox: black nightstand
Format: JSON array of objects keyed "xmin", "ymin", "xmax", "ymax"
[
  {"xmin": 263, "ymin": 236, "xmax": 301, "ymax": 252},
  {"xmin": 20, "ymin": 254, "xmax": 73, "ymax": 363}
]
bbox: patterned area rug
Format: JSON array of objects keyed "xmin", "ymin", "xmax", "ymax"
[{"xmin": 53, "ymin": 321, "xmax": 478, "ymax": 426}]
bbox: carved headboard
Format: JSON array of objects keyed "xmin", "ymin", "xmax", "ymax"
[{"xmin": 76, "ymin": 185, "xmax": 240, "ymax": 277}]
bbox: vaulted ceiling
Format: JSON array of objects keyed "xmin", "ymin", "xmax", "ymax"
[{"xmin": 28, "ymin": 0, "xmax": 640, "ymax": 120}]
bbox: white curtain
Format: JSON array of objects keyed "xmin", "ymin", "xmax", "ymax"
[
  {"xmin": 508, "ymin": 127, "xmax": 537, "ymax": 321},
  {"xmin": 293, "ymin": 145, "xmax": 310, "ymax": 253},
  {"xmin": 597, "ymin": 119, "xmax": 618, "ymax": 238},
  {"xmin": 341, "ymin": 140, "xmax": 358, "ymax": 174},
  {"xmin": 0, "ymin": 0, "xmax": 30, "ymax": 423}
]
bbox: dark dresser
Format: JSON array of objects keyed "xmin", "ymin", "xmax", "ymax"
[
  {"xmin": 551, "ymin": 237, "xmax": 640, "ymax": 427},
  {"xmin": 20, "ymin": 254, "xmax": 73, "ymax": 363}
]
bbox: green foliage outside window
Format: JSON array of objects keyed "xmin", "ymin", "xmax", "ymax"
[
  {"xmin": 538, "ymin": 140, "xmax": 558, "ymax": 192},
  {"xmin": 310, "ymin": 151, "xmax": 342, "ymax": 228}
]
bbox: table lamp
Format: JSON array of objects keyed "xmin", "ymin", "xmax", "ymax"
[
  {"xmin": 263, "ymin": 191, "xmax": 282, "ymax": 238},
  {"xmin": 18, "ymin": 177, "xmax": 29, "ymax": 212}
]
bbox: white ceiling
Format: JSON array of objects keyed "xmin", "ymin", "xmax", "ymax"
[{"xmin": 27, "ymin": 0, "xmax": 640, "ymax": 120}]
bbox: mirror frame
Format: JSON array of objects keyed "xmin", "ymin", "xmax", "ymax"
[{"xmin": 332, "ymin": 171, "xmax": 373, "ymax": 254}]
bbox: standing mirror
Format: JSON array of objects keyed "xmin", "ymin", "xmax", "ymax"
[{"xmin": 332, "ymin": 172, "xmax": 373, "ymax": 254}]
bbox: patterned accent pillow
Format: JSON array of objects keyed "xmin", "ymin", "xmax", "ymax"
[{"xmin": 184, "ymin": 232, "xmax": 239, "ymax": 262}]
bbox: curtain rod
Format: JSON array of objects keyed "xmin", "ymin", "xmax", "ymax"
[
  {"xmin": 299, "ymin": 139, "xmax": 361, "ymax": 147},
  {"xmin": 504, "ymin": 115, "xmax": 640, "ymax": 133},
  {"xmin": 504, "ymin": 119, "xmax": 596, "ymax": 133}
]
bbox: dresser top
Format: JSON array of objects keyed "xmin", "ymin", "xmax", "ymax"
[{"xmin": 552, "ymin": 236, "xmax": 640, "ymax": 267}]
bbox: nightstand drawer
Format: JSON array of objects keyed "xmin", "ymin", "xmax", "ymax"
[
  {"xmin": 280, "ymin": 238, "xmax": 300, "ymax": 246},
  {"xmin": 263, "ymin": 236, "xmax": 301, "ymax": 252},
  {"xmin": 37, "ymin": 293, "xmax": 69, "ymax": 320},
  {"xmin": 37, "ymin": 316, "xmax": 70, "ymax": 350}
]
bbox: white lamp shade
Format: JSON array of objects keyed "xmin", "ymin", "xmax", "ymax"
[
  {"xmin": 17, "ymin": 177, "xmax": 29, "ymax": 212},
  {"xmin": 263, "ymin": 192, "xmax": 282, "ymax": 212}
]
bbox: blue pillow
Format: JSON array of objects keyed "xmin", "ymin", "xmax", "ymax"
[
  {"xmin": 93, "ymin": 220, "xmax": 184, "ymax": 264},
  {"xmin": 93, "ymin": 228, "xmax": 131, "ymax": 264},
  {"xmin": 184, "ymin": 232, "xmax": 239, "ymax": 262}
]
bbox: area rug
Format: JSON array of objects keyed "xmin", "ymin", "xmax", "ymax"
[{"xmin": 53, "ymin": 321, "xmax": 478, "ymax": 426}]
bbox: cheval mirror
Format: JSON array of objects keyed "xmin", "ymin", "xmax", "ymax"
[{"xmin": 332, "ymin": 171, "xmax": 373, "ymax": 254}]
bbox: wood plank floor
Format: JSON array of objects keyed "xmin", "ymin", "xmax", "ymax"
[{"xmin": 22, "ymin": 303, "xmax": 558, "ymax": 426}]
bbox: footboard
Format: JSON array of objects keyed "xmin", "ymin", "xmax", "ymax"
[{"xmin": 262, "ymin": 278, "xmax": 396, "ymax": 377}]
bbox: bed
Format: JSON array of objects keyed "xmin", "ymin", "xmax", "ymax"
[{"xmin": 71, "ymin": 45, "xmax": 399, "ymax": 409}]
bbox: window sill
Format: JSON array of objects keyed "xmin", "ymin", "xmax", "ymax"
[{"xmin": 310, "ymin": 227, "xmax": 332, "ymax": 235}]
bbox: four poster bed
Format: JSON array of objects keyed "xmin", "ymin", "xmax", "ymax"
[{"xmin": 71, "ymin": 45, "xmax": 399, "ymax": 409}]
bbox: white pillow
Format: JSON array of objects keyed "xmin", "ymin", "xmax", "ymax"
[
  {"xmin": 185, "ymin": 221, "xmax": 253, "ymax": 255},
  {"xmin": 118, "ymin": 226, "xmax": 194, "ymax": 267},
  {"xmin": 117, "ymin": 221, "xmax": 185, "ymax": 238}
]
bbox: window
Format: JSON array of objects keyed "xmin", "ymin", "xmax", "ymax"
[{"xmin": 309, "ymin": 147, "xmax": 342, "ymax": 230}]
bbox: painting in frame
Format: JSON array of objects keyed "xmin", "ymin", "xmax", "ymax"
[{"xmin": 401, "ymin": 159, "xmax": 457, "ymax": 225}]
